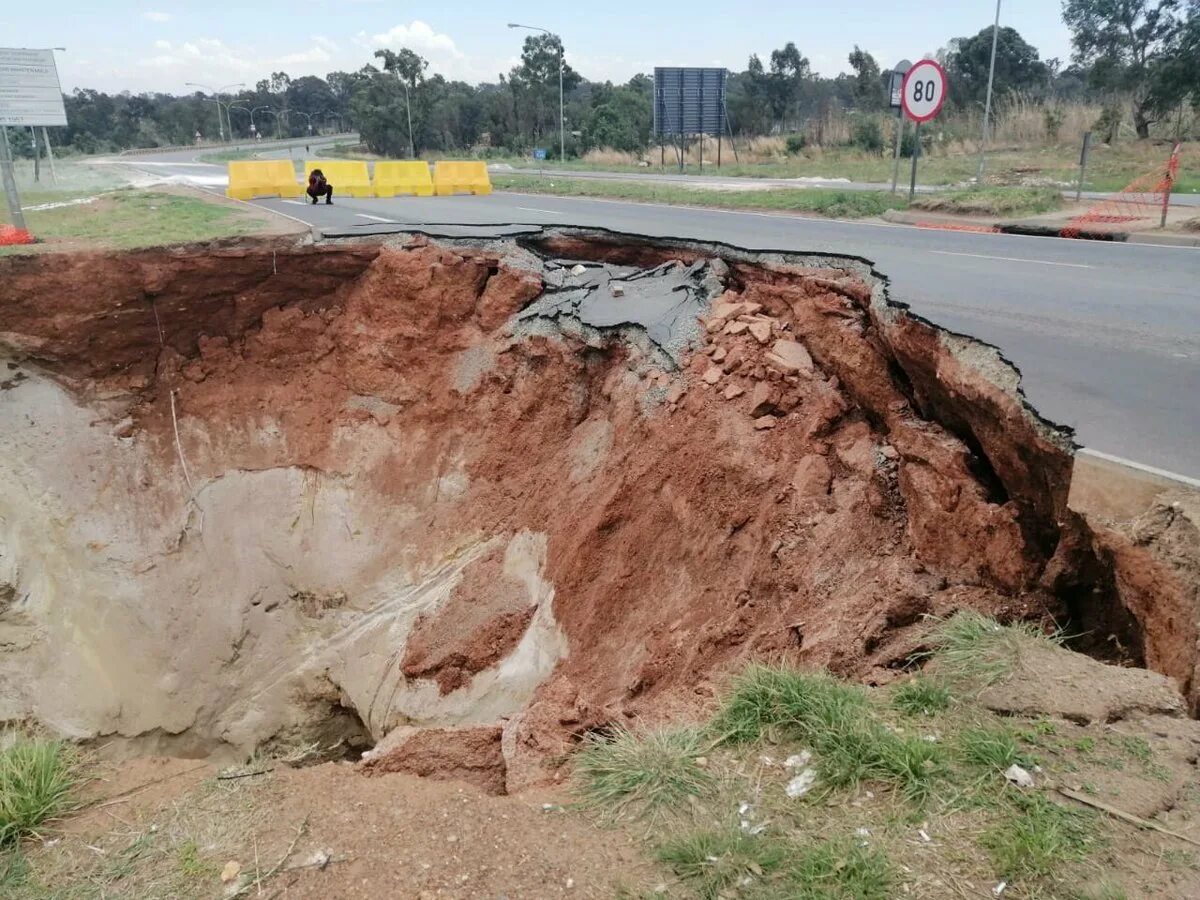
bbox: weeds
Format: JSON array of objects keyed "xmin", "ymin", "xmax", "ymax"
[
  {"xmin": 657, "ymin": 828, "xmax": 789, "ymax": 899},
  {"xmin": 927, "ymin": 612, "xmax": 1061, "ymax": 690},
  {"xmin": 572, "ymin": 727, "xmax": 714, "ymax": 824},
  {"xmin": 778, "ymin": 839, "xmax": 893, "ymax": 900},
  {"xmin": 981, "ymin": 792, "xmax": 1096, "ymax": 880},
  {"xmin": 709, "ymin": 666, "xmax": 945, "ymax": 802},
  {"xmin": 958, "ymin": 726, "xmax": 1023, "ymax": 772},
  {"xmin": 0, "ymin": 739, "xmax": 78, "ymax": 846},
  {"xmin": 910, "ymin": 186, "xmax": 1063, "ymax": 217},
  {"xmin": 891, "ymin": 678, "xmax": 951, "ymax": 717}
]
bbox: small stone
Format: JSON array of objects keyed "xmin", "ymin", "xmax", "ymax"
[
  {"xmin": 703, "ymin": 367, "xmax": 723, "ymax": 386},
  {"xmin": 570, "ymin": 264, "xmax": 587, "ymax": 276},
  {"xmin": 880, "ymin": 445, "xmax": 899, "ymax": 460},
  {"xmin": 611, "ymin": 284, "xmax": 625, "ymax": 297},
  {"xmin": 766, "ymin": 339, "xmax": 815, "ymax": 375},
  {"xmin": 665, "ymin": 383, "xmax": 686, "ymax": 405},
  {"xmin": 723, "ymin": 383, "xmax": 745, "ymax": 400},
  {"xmin": 748, "ymin": 320, "xmax": 772, "ymax": 345},
  {"xmin": 754, "ymin": 415, "xmax": 778, "ymax": 430},
  {"xmin": 220, "ymin": 861, "xmax": 242, "ymax": 883},
  {"xmin": 724, "ymin": 321, "xmax": 750, "ymax": 336},
  {"xmin": 711, "ymin": 346, "xmax": 727, "ymax": 363},
  {"xmin": 749, "ymin": 381, "xmax": 780, "ymax": 417}
]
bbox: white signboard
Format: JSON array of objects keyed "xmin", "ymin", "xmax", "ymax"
[
  {"xmin": 901, "ymin": 59, "xmax": 948, "ymax": 125},
  {"xmin": 0, "ymin": 48, "xmax": 68, "ymax": 127}
]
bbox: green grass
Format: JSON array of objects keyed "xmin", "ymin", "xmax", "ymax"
[
  {"xmin": 709, "ymin": 666, "xmax": 945, "ymax": 803},
  {"xmin": 0, "ymin": 739, "xmax": 78, "ymax": 846},
  {"xmin": 981, "ymin": 792, "xmax": 1097, "ymax": 880},
  {"xmin": 910, "ymin": 185, "xmax": 1064, "ymax": 217},
  {"xmin": 657, "ymin": 829, "xmax": 790, "ymax": 899},
  {"xmin": 196, "ymin": 149, "xmax": 260, "ymax": 164},
  {"xmin": 774, "ymin": 839, "xmax": 893, "ymax": 900},
  {"xmin": 927, "ymin": 612, "xmax": 1061, "ymax": 690},
  {"xmin": 891, "ymin": 678, "xmax": 952, "ymax": 717},
  {"xmin": 1, "ymin": 189, "xmax": 272, "ymax": 254},
  {"xmin": 572, "ymin": 726, "xmax": 714, "ymax": 824},
  {"xmin": 958, "ymin": 726, "xmax": 1023, "ymax": 772},
  {"xmin": 493, "ymin": 174, "xmax": 910, "ymax": 219}
]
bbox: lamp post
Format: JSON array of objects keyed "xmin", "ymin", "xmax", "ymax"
[
  {"xmin": 228, "ymin": 103, "xmax": 251, "ymax": 138},
  {"xmin": 975, "ymin": 0, "xmax": 1002, "ymax": 182},
  {"xmin": 186, "ymin": 82, "xmax": 245, "ymax": 143},
  {"xmin": 252, "ymin": 105, "xmax": 273, "ymax": 141},
  {"xmin": 291, "ymin": 110, "xmax": 314, "ymax": 135},
  {"xmin": 507, "ymin": 23, "xmax": 564, "ymax": 162}
]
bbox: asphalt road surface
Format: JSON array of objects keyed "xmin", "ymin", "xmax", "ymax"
[{"xmin": 111, "ymin": 150, "xmax": 1200, "ymax": 480}]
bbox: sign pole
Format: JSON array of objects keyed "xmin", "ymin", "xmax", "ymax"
[
  {"xmin": 908, "ymin": 122, "xmax": 921, "ymax": 201},
  {"xmin": 42, "ymin": 128, "xmax": 57, "ymax": 183},
  {"xmin": 0, "ymin": 126, "xmax": 27, "ymax": 231},
  {"xmin": 1075, "ymin": 131, "xmax": 1091, "ymax": 203},
  {"xmin": 891, "ymin": 111, "xmax": 904, "ymax": 194}
]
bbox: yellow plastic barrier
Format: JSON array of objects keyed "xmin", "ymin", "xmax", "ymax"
[
  {"xmin": 432, "ymin": 160, "xmax": 492, "ymax": 196},
  {"xmin": 226, "ymin": 161, "xmax": 303, "ymax": 200},
  {"xmin": 373, "ymin": 161, "xmax": 434, "ymax": 197},
  {"xmin": 304, "ymin": 160, "xmax": 374, "ymax": 198}
]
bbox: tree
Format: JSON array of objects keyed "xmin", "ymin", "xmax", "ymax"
[
  {"xmin": 767, "ymin": 42, "xmax": 811, "ymax": 129},
  {"xmin": 945, "ymin": 26, "xmax": 1050, "ymax": 108},
  {"xmin": 848, "ymin": 46, "xmax": 883, "ymax": 110},
  {"xmin": 1062, "ymin": 0, "xmax": 1185, "ymax": 138},
  {"xmin": 509, "ymin": 34, "xmax": 581, "ymax": 154}
]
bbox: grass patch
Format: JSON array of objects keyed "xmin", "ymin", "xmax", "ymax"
[
  {"xmin": 1, "ymin": 189, "xmax": 274, "ymax": 254},
  {"xmin": 657, "ymin": 828, "xmax": 789, "ymax": 899},
  {"xmin": 196, "ymin": 149, "xmax": 260, "ymax": 164},
  {"xmin": 891, "ymin": 678, "xmax": 951, "ymax": 717},
  {"xmin": 572, "ymin": 726, "xmax": 714, "ymax": 824},
  {"xmin": 0, "ymin": 739, "xmax": 78, "ymax": 846},
  {"xmin": 927, "ymin": 612, "xmax": 1061, "ymax": 690},
  {"xmin": 910, "ymin": 185, "xmax": 1063, "ymax": 217},
  {"xmin": 958, "ymin": 726, "xmax": 1023, "ymax": 772},
  {"xmin": 777, "ymin": 839, "xmax": 893, "ymax": 900},
  {"xmin": 981, "ymin": 792, "xmax": 1096, "ymax": 880},
  {"xmin": 710, "ymin": 666, "xmax": 945, "ymax": 803},
  {"xmin": 493, "ymin": 174, "xmax": 909, "ymax": 219}
]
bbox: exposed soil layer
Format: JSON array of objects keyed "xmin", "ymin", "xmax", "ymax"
[{"xmin": 0, "ymin": 230, "xmax": 1196, "ymax": 792}]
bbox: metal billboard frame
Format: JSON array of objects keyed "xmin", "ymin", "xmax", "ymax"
[{"xmin": 653, "ymin": 67, "xmax": 736, "ymax": 172}]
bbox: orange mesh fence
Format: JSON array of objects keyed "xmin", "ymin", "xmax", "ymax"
[
  {"xmin": 0, "ymin": 224, "xmax": 35, "ymax": 246},
  {"xmin": 1061, "ymin": 143, "xmax": 1181, "ymax": 239}
]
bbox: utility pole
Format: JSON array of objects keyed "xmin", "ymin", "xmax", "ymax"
[
  {"xmin": 508, "ymin": 23, "xmax": 565, "ymax": 161},
  {"xmin": 975, "ymin": 0, "xmax": 1002, "ymax": 183},
  {"xmin": 42, "ymin": 127, "xmax": 57, "ymax": 182}
]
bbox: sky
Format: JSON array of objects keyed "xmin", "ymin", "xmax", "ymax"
[{"xmin": 9, "ymin": 1, "xmax": 1076, "ymax": 95}]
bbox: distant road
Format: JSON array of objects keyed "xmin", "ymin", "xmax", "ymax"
[{"xmin": 108, "ymin": 147, "xmax": 1200, "ymax": 479}]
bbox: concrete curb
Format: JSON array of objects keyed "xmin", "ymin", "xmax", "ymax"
[
  {"xmin": 1070, "ymin": 448, "xmax": 1200, "ymax": 523},
  {"xmin": 883, "ymin": 207, "xmax": 1198, "ymax": 249},
  {"xmin": 1127, "ymin": 231, "xmax": 1200, "ymax": 248}
]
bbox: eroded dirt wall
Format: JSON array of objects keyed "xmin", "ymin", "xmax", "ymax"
[{"xmin": 0, "ymin": 232, "xmax": 1194, "ymax": 791}]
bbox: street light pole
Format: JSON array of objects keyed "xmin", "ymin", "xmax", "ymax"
[
  {"xmin": 508, "ymin": 23, "xmax": 565, "ymax": 162},
  {"xmin": 186, "ymin": 82, "xmax": 245, "ymax": 143},
  {"xmin": 975, "ymin": 0, "xmax": 1002, "ymax": 183},
  {"xmin": 250, "ymin": 106, "xmax": 272, "ymax": 140}
]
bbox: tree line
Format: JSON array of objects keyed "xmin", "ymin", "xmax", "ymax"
[{"xmin": 9, "ymin": 0, "xmax": 1199, "ymax": 160}]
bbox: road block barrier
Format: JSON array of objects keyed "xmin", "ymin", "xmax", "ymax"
[
  {"xmin": 432, "ymin": 161, "xmax": 492, "ymax": 196},
  {"xmin": 374, "ymin": 161, "xmax": 434, "ymax": 197},
  {"xmin": 225, "ymin": 161, "xmax": 303, "ymax": 200},
  {"xmin": 305, "ymin": 160, "xmax": 374, "ymax": 198}
]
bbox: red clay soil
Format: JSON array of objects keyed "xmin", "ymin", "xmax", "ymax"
[{"xmin": 1, "ymin": 232, "xmax": 1195, "ymax": 790}]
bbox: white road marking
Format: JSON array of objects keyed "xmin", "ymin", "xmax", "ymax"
[
  {"xmin": 515, "ymin": 206, "xmax": 564, "ymax": 214},
  {"xmin": 1077, "ymin": 448, "xmax": 1200, "ymax": 488},
  {"xmin": 281, "ymin": 200, "xmax": 307, "ymax": 205},
  {"xmin": 356, "ymin": 213, "xmax": 398, "ymax": 222},
  {"xmin": 930, "ymin": 250, "xmax": 1092, "ymax": 269}
]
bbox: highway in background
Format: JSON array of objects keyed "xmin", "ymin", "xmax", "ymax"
[{"xmin": 111, "ymin": 148, "xmax": 1200, "ymax": 480}]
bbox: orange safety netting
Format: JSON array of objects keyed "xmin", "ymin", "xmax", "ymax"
[
  {"xmin": 0, "ymin": 224, "xmax": 35, "ymax": 246},
  {"xmin": 1061, "ymin": 144, "xmax": 1181, "ymax": 239}
]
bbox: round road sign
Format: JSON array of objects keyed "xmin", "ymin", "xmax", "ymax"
[{"xmin": 901, "ymin": 60, "xmax": 948, "ymax": 124}]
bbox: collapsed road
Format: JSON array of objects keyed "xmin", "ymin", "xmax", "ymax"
[{"xmin": 0, "ymin": 228, "xmax": 1196, "ymax": 793}]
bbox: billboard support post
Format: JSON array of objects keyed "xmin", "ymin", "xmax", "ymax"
[
  {"xmin": 654, "ymin": 67, "xmax": 728, "ymax": 172},
  {"xmin": 0, "ymin": 127, "xmax": 26, "ymax": 230},
  {"xmin": 42, "ymin": 128, "xmax": 56, "ymax": 183}
]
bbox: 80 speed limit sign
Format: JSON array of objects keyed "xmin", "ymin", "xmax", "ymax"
[{"xmin": 901, "ymin": 59, "xmax": 947, "ymax": 123}]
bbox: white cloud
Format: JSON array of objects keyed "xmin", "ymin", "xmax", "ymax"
[
  {"xmin": 143, "ymin": 11, "xmax": 170, "ymax": 23},
  {"xmin": 369, "ymin": 21, "xmax": 460, "ymax": 57},
  {"xmin": 153, "ymin": 39, "xmax": 171, "ymax": 50}
]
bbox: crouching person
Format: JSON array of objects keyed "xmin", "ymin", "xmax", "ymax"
[{"xmin": 307, "ymin": 169, "xmax": 333, "ymax": 205}]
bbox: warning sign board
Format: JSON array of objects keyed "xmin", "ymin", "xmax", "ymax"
[{"xmin": 0, "ymin": 48, "xmax": 67, "ymax": 127}]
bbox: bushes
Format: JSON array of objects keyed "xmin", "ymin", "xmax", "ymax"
[
  {"xmin": 785, "ymin": 134, "xmax": 807, "ymax": 155},
  {"xmin": 851, "ymin": 119, "xmax": 885, "ymax": 153}
]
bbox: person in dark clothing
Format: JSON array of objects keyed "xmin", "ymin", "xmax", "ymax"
[{"xmin": 307, "ymin": 169, "xmax": 333, "ymax": 204}]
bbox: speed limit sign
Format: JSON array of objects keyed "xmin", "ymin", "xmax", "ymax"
[{"xmin": 901, "ymin": 60, "xmax": 948, "ymax": 124}]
